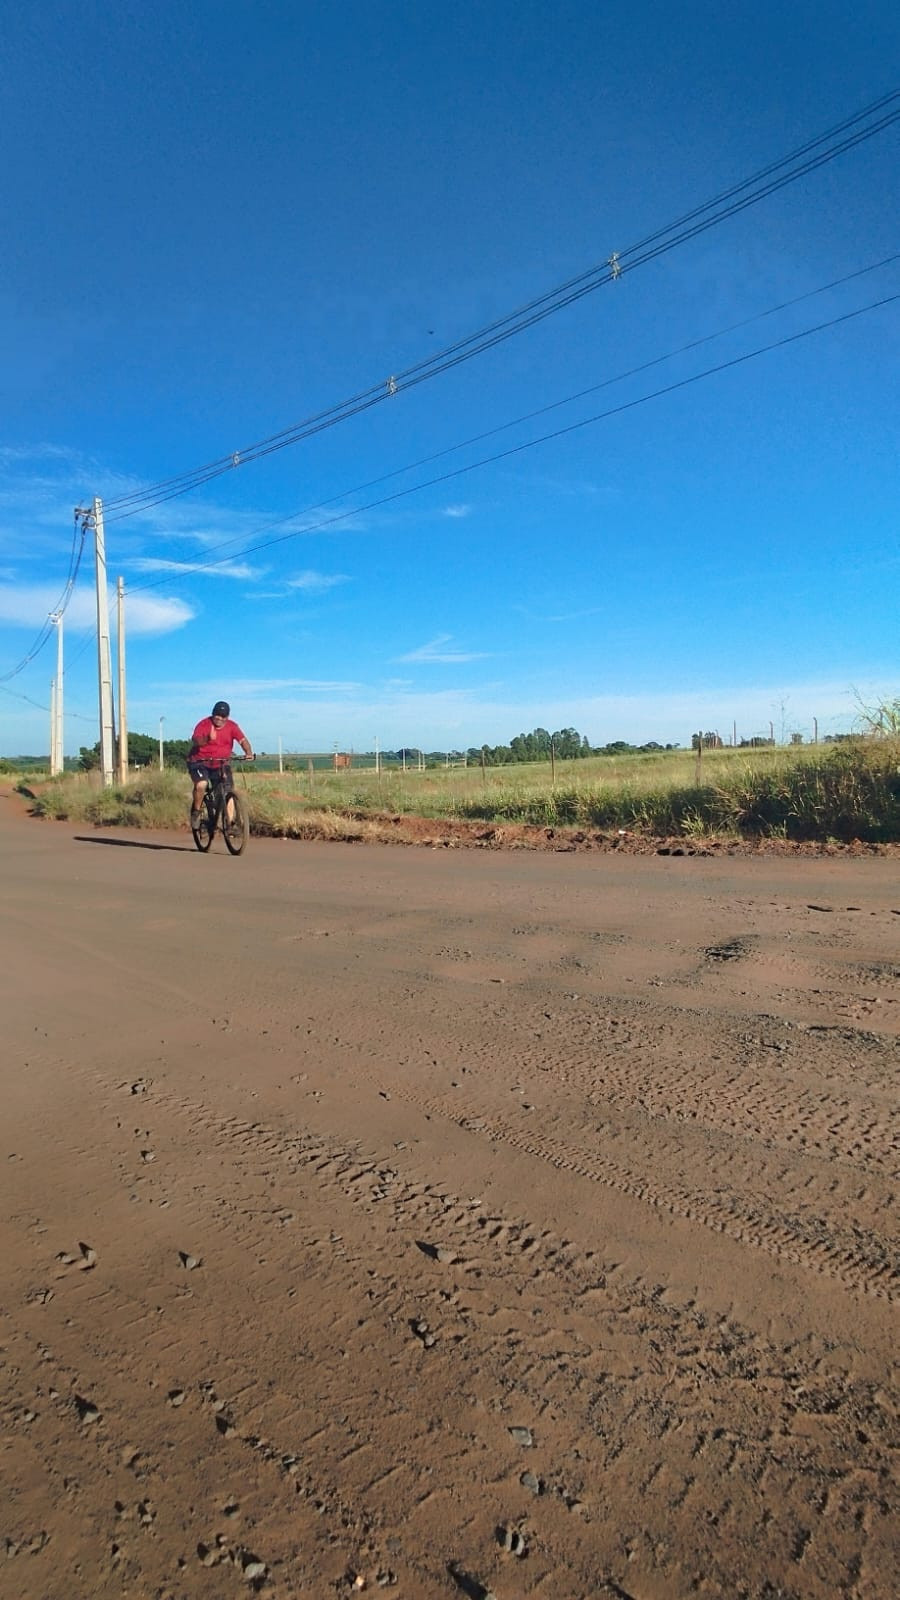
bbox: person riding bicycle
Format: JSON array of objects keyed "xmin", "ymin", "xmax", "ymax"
[{"xmin": 188, "ymin": 700, "xmax": 254, "ymax": 828}]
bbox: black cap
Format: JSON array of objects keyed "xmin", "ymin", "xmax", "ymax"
[{"xmin": 211, "ymin": 700, "xmax": 230, "ymax": 717}]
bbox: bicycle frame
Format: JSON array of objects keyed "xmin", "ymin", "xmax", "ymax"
[{"xmin": 191, "ymin": 762, "xmax": 249, "ymax": 855}]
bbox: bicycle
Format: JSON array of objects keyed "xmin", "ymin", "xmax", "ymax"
[{"xmin": 190, "ymin": 761, "xmax": 250, "ymax": 856}]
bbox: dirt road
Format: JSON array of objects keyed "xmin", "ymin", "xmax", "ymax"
[{"xmin": 1, "ymin": 790, "xmax": 897, "ymax": 1599}]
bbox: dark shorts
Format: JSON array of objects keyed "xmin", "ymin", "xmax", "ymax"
[{"xmin": 188, "ymin": 761, "xmax": 230, "ymax": 784}]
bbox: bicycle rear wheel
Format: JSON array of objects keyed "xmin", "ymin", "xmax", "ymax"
[
  {"xmin": 192, "ymin": 792, "xmax": 216, "ymax": 852},
  {"xmin": 222, "ymin": 790, "xmax": 249, "ymax": 855}
]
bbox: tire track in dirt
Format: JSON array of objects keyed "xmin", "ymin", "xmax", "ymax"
[
  {"xmin": 336, "ymin": 1062, "xmax": 898, "ymax": 1301},
  {"xmin": 62, "ymin": 1059, "xmax": 899, "ymax": 1596},
  {"xmin": 7, "ymin": 1037, "xmax": 897, "ymax": 1600},
  {"xmin": 103, "ymin": 985, "xmax": 898, "ymax": 1308},
  {"xmin": 4, "ymin": 1063, "xmax": 653, "ymax": 1595},
  {"xmin": 514, "ymin": 1011, "xmax": 900, "ymax": 1174}
]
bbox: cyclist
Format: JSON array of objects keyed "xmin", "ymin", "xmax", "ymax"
[{"xmin": 188, "ymin": 700, "xmax": 254, "ymax": 828}]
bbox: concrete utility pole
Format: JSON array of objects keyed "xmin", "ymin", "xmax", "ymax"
[
  {"xmin": 91, "ymin": 498, "xmax": 115, "ymax": 786},
  {"xmin": 49, "ymin": 612, "xmax": 64, "ymax": 775},
  {"xmin": 116, "ymin": 577, "xmax": 128, "ymax": 784},
  {"xmin": 55, "ymin": 611, "xmax": 63, "ymax": 773},
  {"xmin": 278, "ymin": 737, "xmax": 283, "ymax": 774},
  {"xmin": 49, "ymin": 678, "xmax": 58, "ymax": 774},
  {"xmin": 159, "ymin": 716, "xmax": 165, "ymax": 771}
]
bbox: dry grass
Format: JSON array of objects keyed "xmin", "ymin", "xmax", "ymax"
[{"xmin": 21, "ymin": 738, "xmax": 900, "ymax": 843}]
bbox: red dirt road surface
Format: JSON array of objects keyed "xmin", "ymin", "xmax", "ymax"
[{"xmin": 1, "ymin": 789, "xmax": 897, "ymax": 1599}]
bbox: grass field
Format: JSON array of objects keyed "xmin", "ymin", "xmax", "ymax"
[{"xmin": 18, "ymin": 737, "xmax": 900, "ymax": 843}]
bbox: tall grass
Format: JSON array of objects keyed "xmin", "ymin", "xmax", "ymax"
[
  {"xmin": 451, "ymin": 740, "xmax": 900, "ymax": 840},
  {"xmin": 21, "ymin": 739, "xmax": 900, "ymax": 842}
]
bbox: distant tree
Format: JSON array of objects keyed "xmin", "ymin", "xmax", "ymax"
[
  {"xmin": 79, "ymin": 733, "xmax": 192, "ymax": 772},
  {"xmin": 550, "ymin": 727, "xmax": 582, "ymax": 760},
  {"xmin": 127, "ymin": 733, "xmax": 158, "ymax": 766}
]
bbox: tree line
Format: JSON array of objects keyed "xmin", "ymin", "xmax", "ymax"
[
  {"xmin": 76, "ymin": 726, "xmax": 681, "ymax": 772},
  {"xmin": 417, "ymin": 728, "xmax": 680, "ymax": 766},
  {"xmin": 78, "ymin": 733, "xmax": 191, "ymax": 769}
]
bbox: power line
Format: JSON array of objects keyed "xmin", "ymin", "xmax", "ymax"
[
  {"xmin": 124, "ymin": 251, "xmax": 900, "ymax": 586},
  {"xmin": 129, "ymin": 290, "xmax": 899, "ymax": 588},
  {"xmin": 0, "ymin": 513, "xmax": 89, "ymax": 685},
  {"xmin": 103, "ymin": 89, "xmax": 900, "ymax": 522},
  {"xmin": 5, "ymin": 287, "xmax": 893, "ymax": 716},
  {"xmin": 0, "ymin": 680, "xmax": 94, "ymax": 722}
]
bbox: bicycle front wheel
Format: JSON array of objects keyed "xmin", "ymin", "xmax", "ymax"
[
  {"xmin": 192, "ymin": 793, "xmax": 216, "ymax": 852},
  {"xmin": 222, "ymin": 790, "xmax": 249, "ymax": 855}
]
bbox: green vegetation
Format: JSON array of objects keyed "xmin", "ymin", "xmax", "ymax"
[
  {"xmin": 452, "ymin": 739, "xmax": 900, "ymax": 841},
  {"xmin": 20, "ymin": 735, "xmax": 900, "ymax": 843},
  {"xmin": 78, "ymin": 733, "xmax": 190, "ymax": 770}
]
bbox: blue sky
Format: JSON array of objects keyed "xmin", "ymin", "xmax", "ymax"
[{"xmin": 2, "ymin": 0, "xmax": 898, "ymax": 756}]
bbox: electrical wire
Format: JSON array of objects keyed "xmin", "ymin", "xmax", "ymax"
[
  {"xmin": 128, "ymin": 290, "xmax": 899, "ymax": 589},
  {"xmin": 102, "ymin": 89, "xmax": 900, "ymax": 522},
  {"xmin": 0, "ymin": 513, "xmax": 89, "ymax": 684},
  {"xmin": 5, "ymin": 284, "xmax": 893, "ymax": 720},
  {"xmin": 123, "ymin": 250, "xmax": 900, "ymax": 585},
  {"xmin": 0, "ymin": 680, "xmax": 95, "ymax": 722}
]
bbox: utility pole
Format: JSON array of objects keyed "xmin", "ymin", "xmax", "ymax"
[
  {"xmin": 49, "ymin": 611, "xmax": 64, "ymax": 774},
  {"xmin": 116, "ymin": 577, "xmax": 128, "ymax": 783},
  {"xmin": 78, "ymin": 497, "xmax": 115, "ymax": 786},
  {"xmin": 278, "ymin": 737, "xmax": 283, "ymax": 774},
  {"xmin": 49, "ymin": 678, "xmax": 58, "ymax": 774},
  {"xmin": 374, "ymin": 735, "xmax": 380, "ymax": 775},
  {"xmin": 55, "ymin": 611, "xmax": 63, "ymax": 773},
  {"xmin": 159, "ymin": 716, "xmax": 165, "ymax": 771},
  {"xmin": 813, "ymin": 717, "xmax": 818, "ymax": 744}
]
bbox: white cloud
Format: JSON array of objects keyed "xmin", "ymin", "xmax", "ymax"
[
  {"xmin": 513, "ymin": 603, "xmax": 604, "ymax": 624},
  {"xmin": 442, "ymin": 503, "xmax": 472, "ymax": 519},
  {"xmin": 152, "ymin": 677, "xmax": 362, "ymax": 696},
  {"xmin": 129, "ymin": 557, "xmax": 261, "ymax": 580},
  {"xmin": 0, "ymin": 583, "xmax": 194, "ymax": 636},
  {"xmin": 0, "ymin": 443, "xmax": 83, "ymax": 467},
  {"xmin": 287, "ymin": 570, "xmax": 351, "ymax": 593},
  {"xmin": 396, "ymin": 633, "xmax": 490, "ymax": 664},
  {"xmin": 235, "ymin": 677, "xmax": 886, "ymax": 750}
]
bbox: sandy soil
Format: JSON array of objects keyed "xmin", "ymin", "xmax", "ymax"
[{"xmin": 1, "ymin": 789, "xmax": 897, "ymax": 1599}]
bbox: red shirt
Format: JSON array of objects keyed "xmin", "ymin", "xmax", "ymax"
[{"xmin": 190, "ymin": 717, "xmax": 246, "ymax": 765}]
